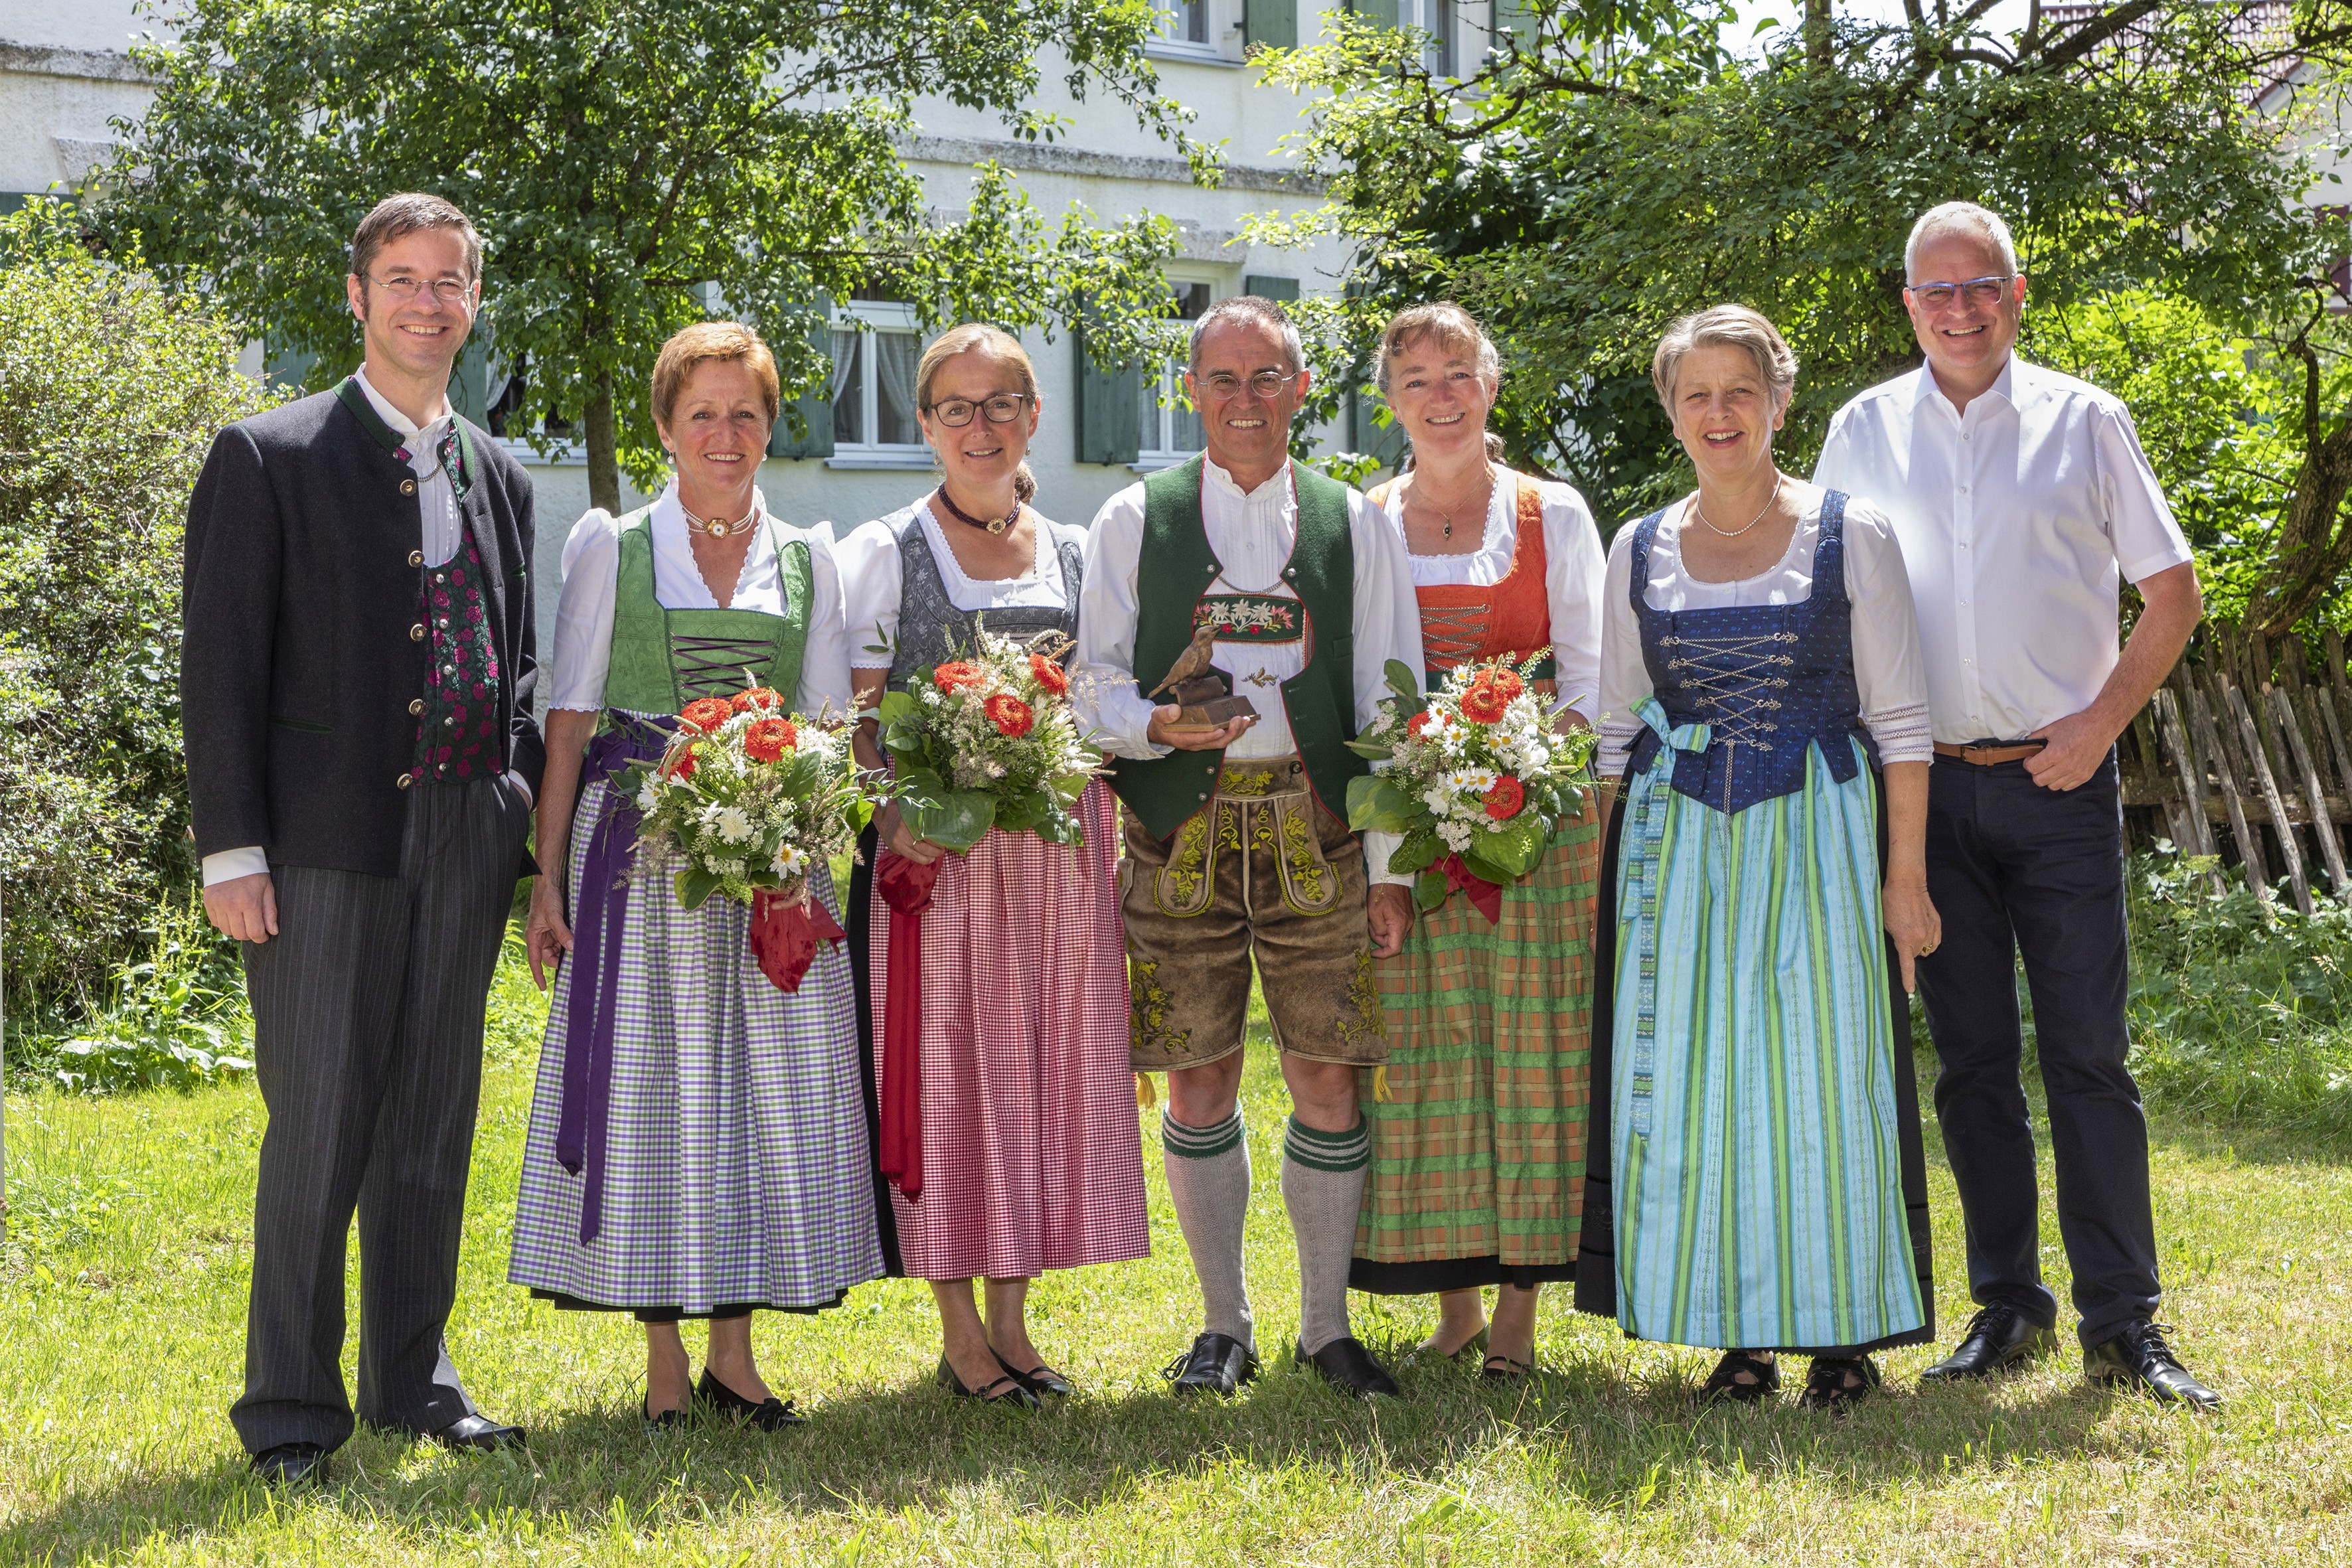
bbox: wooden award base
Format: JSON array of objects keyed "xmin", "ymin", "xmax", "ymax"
[{"xmin": 1157, "ymin": 675, "xmax": 1259, "ymax": 737}]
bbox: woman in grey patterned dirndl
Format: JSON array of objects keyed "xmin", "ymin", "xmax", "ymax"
[
  {"xmin": 512, "ymin": 323, "xmax": 884, "ymax": 1431},
  {"xmin": 838, "ymin": 325, "xmax": 1147, "ymax": 1408}
]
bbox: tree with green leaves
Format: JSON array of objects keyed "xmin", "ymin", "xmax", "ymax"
[
  {"xmin": 95, "ymin": 0, "xmax": 1208, "ymax": 512},
  {"xmin": 1258, "ymin": 1, "xmax": 2352, "ymax": 631}
]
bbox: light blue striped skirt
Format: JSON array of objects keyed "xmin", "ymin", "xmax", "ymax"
[{"xmin": 1612, "ymin": 701, "xmax": 1926, "ymax": 1352}]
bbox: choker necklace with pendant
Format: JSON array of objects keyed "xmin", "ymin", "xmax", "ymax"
[
  {"xmin": 933, "ymin": 485, "xmax": 1020, "ymax": 536},
  {"xmin": 686, "ymin": 503, "xmax": 760, "ymax": 540}
]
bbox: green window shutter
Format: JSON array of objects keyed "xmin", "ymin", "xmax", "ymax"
[
  {"xmin": 1350, "ymin": 389, "xmax": 1407, "ymax": 469},
  {"xmin": 447, "ymin": 339, "xmax": 491, "ymax": 427},
  {"xmin": 1243, "ymin": 275, "xmax": 1301, "ymax": 302},
  {"xmin": 1350, "ymin": 0, "xmax": 1400, "ymax": 27},
  {"xmin": 1075, "ymin": 320, "xmax": 1142, "ymax": 466},
  {"xmin": 1244, "ymin": 0, "xmax": 1297, "ymax": 50},
  {"xmin": 769, "ymin": 299, "xmax": 836, "ymax": 459}
]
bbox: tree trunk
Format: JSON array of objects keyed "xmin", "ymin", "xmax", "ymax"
[
  {"xmin": 584, "ymin": 366, "xmax": 621, "ymax": 516},
  {"xmin": 1805, "ymin": 0, "xmax": 1834, "ymax": 70},
  {"xmin": 2250, "ymin": 424, "xmax": 2352, "ymax": 636}
]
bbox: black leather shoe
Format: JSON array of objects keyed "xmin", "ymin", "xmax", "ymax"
[
  {"xmin": 696, "ymin": 1368, "xmax": 810, "ymax": 1428},
  {"xmin": 936, "ymin": 1355, "xmax": 1041, "ymax": 1408},
  {"xmin": 1920, "ymin": 1304, "xmax": 2059, "ymax": 1382},
  {"xmin": 994, "ymin": 1348, "xmax": 1073, "ymax": 1399},
  {"xmin": 1796, "ymin": 1354, "xmax": 1882, "ymax": 1413},
  {"xmin": 1697, "ymin": 1350, "xmax": 1781, "ymax": 1407},
  {"xmin": 1160, "ymin": 1331, "xmax": 1258, "ymax": 1397},
  {"xmin": 249, "ymin": 1442, "xmax": 331, "ymax": 1487},
  {"xmin": 641, "ymin": 1397, "xmax": 687, "ymax": 1435},
  {"xmin": 2085, "ymin": 1320, "xmax": 2222, "ymax": 1410},
  {"xmin": 431, "ymin": 1413, "xmax": 527, "ymax": 1451},
  {"xmin": 1303, "ymin": 1336, "xmax": 1402, "ymax": 1401}
]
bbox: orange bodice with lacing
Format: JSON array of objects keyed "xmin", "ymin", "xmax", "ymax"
[{"xmin": 1373, "ymin": 472, "xmax": 1554, "ymax": 686}]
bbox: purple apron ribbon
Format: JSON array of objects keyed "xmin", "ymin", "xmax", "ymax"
[{"xmin": 556, "ymin": 713, "xmax": 673, "ymax": 1245}]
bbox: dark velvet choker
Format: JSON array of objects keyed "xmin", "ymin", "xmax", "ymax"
[{"xmin": 933, "ymin": 485, "xmax": 1020, "ymax": 536}]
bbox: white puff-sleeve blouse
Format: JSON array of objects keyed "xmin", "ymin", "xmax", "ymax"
[
  {"xmin": 1595, "ymin": 485, "xmax": 1933, "ymax": 781},
  {"xmin": 546, "ymin": 481, "xmax": 854, "ymax": 719}
]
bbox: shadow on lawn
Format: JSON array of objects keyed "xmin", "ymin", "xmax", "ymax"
[{"xmin": 3, "ymin": 1338, "xmax": 2142, "ymax": 1560}]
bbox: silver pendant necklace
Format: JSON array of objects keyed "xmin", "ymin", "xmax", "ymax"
[{"xmin": 1693, "ymin": 475, "xmax": 1781, "ymax": 538}]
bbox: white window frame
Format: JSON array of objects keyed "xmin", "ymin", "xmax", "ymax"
[
  {"xmin": 1402, "ymin": 0, "xmax": 1462, "ymax": 79},
  {"xmin": 825, "ymin": 298, "xmax": 933, "ymax": 471},
  {"xmin": 1132, "ymin": 273, "xmax": 1224, "ymax": 474},
  {"xmin": 1144, "ymin": 0, "xmax": 1237, "ymax": 64}
]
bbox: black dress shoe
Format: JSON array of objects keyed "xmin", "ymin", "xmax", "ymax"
[
  {"xmin": 2085, "ymin": 1320, "xmax": 2222, "ymax": 1410},
  {"xmin": 1921, "ymin": 1304, "xmax": 2059, "ymax": 1382},
  {"xmin": 431, "ymin": 1414, "xmax": 527, "ymax": 1452},
  {"xmin": 1161, "ymin": 1331, "xmax": 1258, "ymax": 1397},
  {"xmin": 696, "ymin": 1368, "xmax": 810, "ymax": 1428},
  {"xmin": 936, "ymin": 1355, "xmax": 1041, "ymax": 1408},
  {"xmin": 249, "ymin": 1441, "xmax": 331, "ymax": 1487},
  {"xmin": 1303, "ymin": 1336, "xmax": 1402, "ymax": 1401},
  {"xmin": 1796, "ymin": 1354, "xmax": 1882, "ymax": 1413},
  {"xmin": 1697, "ymin": 1350, "xmax": 1781, "ymax": 1407},
  {"xmin": 641, "ymin": 1397, "xmax": 687, "ymax": 1435},
  {"xmin": 993, "ymin": 1348, "xmax": 1073, "ymax": 1399}
]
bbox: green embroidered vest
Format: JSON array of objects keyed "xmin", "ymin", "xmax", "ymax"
[
  {"xmin": 1111, "ymin": 456, "xmax": 1366, "ymax": 841},
  {"xmin": 601, "ymin": 508, "xmax": 815, "ymax": 713}
]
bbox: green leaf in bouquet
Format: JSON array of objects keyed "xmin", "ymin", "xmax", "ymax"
[
  {"xmin": 992, "ymin": 789, "xmax": 1046, "ymax": 836},
  {"xmin": 674, "ymin": 865, "xmax": 724, "ymax": 909},
  {"xmin": 1413, "ymin": 868, "xmax": 1450, "ymax": 911},
  {"xmin": 1383, "ymin": 659, "xmax": 1427, "ymax": 712},
  {"xmin": 1464, "ymin": 812, "xmax": 1548, "ymax": 883},
  {"xmin": 1048, "ymin": 771, "xmax": 1090, "ymax": 807},
  {"xmin": 876, "ymin": 690, "xmax": 917, "ymax": 726},
  {"xmin": 1345, "ymin": 773, "xmax": 1417, "ymax": 833},
  {"xmin": 1389, "ymin": 830, "xmax": 1444, "ymax": 876},
  {"xmin": 902, "ymin": 787, "xmax": 997, "ymax": 853},
  {"xmin": 1344, "ymin": 736, "xmax": 1396, "ymax": 760}
]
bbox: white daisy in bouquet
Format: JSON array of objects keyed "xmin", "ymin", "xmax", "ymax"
[
  {"xmin": 869, "ymin": 629, "xmax": 1103, "ymax": 851},
  {"xmin": 621, "ymin": 686, "xmax": 871, "ymax": 909},
  {"xmin": 1346, "ymin": 653, "xmax": 1597, "ymax": 909}
]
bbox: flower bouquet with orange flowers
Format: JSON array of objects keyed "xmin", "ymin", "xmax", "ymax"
[
  {"xmin": 870, "ymin": 629, "xmax": 1102, "ymax": 850},
  {"xmin": 1344, "ymin": 655, "xmax": 1596, "ymax": 912},
  {"xmin": 621, "ymin": 685, "xmax": 871, "ymax": 912}
]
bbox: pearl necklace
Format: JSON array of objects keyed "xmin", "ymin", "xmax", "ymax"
[{"xmin": 1692, "ymin": 475, "xmax": 1781, "ymax": 538}]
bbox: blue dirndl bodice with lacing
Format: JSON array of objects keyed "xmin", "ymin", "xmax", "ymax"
[{"xmin": 1626, "ymin": 489, "xmax": 1878, "ymax": 815}]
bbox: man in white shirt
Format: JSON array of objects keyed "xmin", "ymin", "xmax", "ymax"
[
  {"xmin": 1073, "ymin": 296, "xmax": 1423, "ymax": 1401},
  {"xmin": 1814, "ymin": 201, "xmax": 2218, "ymax": 1409}
]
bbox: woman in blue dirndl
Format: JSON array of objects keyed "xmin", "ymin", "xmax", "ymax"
[{"xmin": 1574, "ymin": 305, "xmax": 1941, "ymax": 1411}]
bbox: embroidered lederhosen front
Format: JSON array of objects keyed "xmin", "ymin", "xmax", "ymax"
[{"xmin": 1146, "ymin": 755, "xmax": 1347, "ymax": 921}]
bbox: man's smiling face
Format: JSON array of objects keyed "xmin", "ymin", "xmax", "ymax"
[
  {"xmin": 347, "ymin": 226, "xmax": 477, "ymax": 386},
  {"xmin": 1185, "ymin": 316, "xmax": 1307, "ymax": 481},
  {"xmin": 1904, "ymin": 230, "xmax": 2024, "ymax": 387}
]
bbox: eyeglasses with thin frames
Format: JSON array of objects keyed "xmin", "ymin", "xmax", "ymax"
[
  {"xmin": 367, "ymin": 274, "xmax": 475, "ymax": 305},
  {"xmin": 1196, "ymin": 368, "xmax": 1300, "ymax": 401},
  {"xmin": 923, "ymin": 393, "xmax": 1032, "ymax": 428},
  {"xmin": 1904, "ymin": 274, "xmax": 2017, "ymax": 312}
]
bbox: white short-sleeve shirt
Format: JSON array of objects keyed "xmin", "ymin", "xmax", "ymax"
[{"xmin": 1812, "ymin": 354, "xmax": 2195, "ymax": 744}]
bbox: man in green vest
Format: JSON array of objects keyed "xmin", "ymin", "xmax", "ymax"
[{"xmin": 1072, "ymin": 296, "xmax": 1424, "ymax": 1400}]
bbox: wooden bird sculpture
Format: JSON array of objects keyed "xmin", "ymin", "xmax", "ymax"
[{"xmin": 1146, "ymin": 621, "xmax": 1222, "ymax": 699}]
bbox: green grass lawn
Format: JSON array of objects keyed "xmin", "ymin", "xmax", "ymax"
[{"xmin": 5, "ymin": 940, "xmax": 2351, "ymax": 1565}]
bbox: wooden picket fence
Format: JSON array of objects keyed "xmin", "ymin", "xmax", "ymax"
[{"xmin": 2122, "ymin": 623, "xmax": 2352, "ymax": 914}]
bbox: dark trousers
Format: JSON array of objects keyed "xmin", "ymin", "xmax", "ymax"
[
  {"xmin": 230, "ymin": 777, "xmax": 528, "ymax": 1453},
  {"xmin": 1916, "ymin": 751, "xmax": 2159, "ymax": 1349}
]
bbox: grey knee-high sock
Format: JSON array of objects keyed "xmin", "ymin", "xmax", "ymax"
[
  {"xmin": 1162, "ymin": 1110, "xmax": 1254, "ymax": 1348},
  {"xmin": 1283, "ymin": 1114, "xmax": 1371, "ymax": 1356}
]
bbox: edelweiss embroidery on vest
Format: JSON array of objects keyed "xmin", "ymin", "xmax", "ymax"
[{"xmin": 1192, "ymin": 593, "xmax": 1303, "ymax": 644}]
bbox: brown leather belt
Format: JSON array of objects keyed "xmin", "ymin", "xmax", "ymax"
[{"xmin": 1933, "ymin": 740, "xmax": 2048, "ymax": 766}]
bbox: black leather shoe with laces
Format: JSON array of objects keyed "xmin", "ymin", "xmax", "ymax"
[
  {"xmin": 430, "ymin": 1414, "xmax": 528, "ymax": 1451},
  {"xmin": 1162, "ymin": 1331, "xmax": 1258, "ymax": 1397},
  {"xmin": 249, "ymin": 1441, "xmax": 332, "ymax": 1487},
  {"xmin": 1921, "ymin": 1304, "xmax": 2059, "ymax": 1382},
  {"xmin": 2084, "ymin": 1320, "xmax": 2221, "ymax": 1410},
  {"xmin": 1303, "ymin": 1336, "xmax": 1402, "ymax": 1401}
]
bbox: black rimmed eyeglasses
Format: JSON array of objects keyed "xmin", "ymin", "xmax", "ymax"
[
  {"xmin": 1904, "ymin": 274, "xmax": 2017, "ymax": 311},
  {"xmin": 924, "ymin": 393, "xmax": 1032, "ymax": 427}
]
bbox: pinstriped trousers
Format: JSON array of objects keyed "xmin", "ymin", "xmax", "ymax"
[{"xmin": 231, "ymin": 777, "xmax": 529, "ymax": 1454}]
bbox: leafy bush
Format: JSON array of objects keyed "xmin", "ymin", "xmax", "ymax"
[
  {"xmin": 0, "ymin": 198, "xmax": 274, "ymax": 1021},
  {"xmin": 40, "ymin": 891, "xmax": 253, "ymax": 1094},
  {"xmin": 2126, "ymin": 846, "xmax": 2352, "ymax": 1142}
]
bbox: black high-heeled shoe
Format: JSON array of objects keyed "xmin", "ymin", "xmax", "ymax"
[
  {"xmin": 938, "ymin": 1354, "xmax": 1040, "ymax": 1408},
  {"xmin": 992, "ymin": 1348, "xmax": 1073, "ymax": 1399},
  {"xmin": 694, "ymin": 1367, "xmax": 808, "ymax": 1429}
]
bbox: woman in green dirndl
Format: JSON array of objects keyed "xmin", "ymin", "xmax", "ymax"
[{"xmin": 1350, "ymin": 303, "xmax": 1610, "ymax": 1380}]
